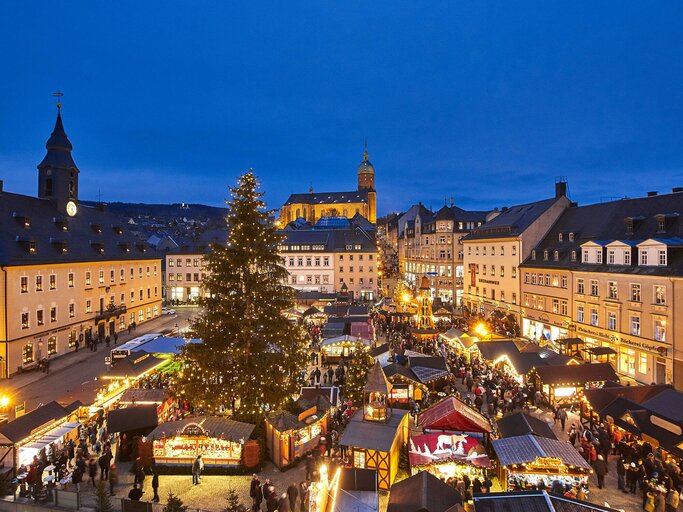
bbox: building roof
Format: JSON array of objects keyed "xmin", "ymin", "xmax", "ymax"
[
  {"xmin": 641, "ymin": 389, "xmax": 683, "ymax": 423},
  {"xmin": 534, "ymin": 363, "xmax": 618, "ymax": 386},
  {"xmin": 0, "ymin": 401, "xmax": 79, "ymax": 445},
  {"xmin": 466, "ymin": 197, "xmax": 563, "ymax": 240},
  {"xmin": 583, "ymin": 384, "xmax": 671, "ymax": 415},
  {"xmin": 335, "ymin": 468, "xmax": 379, "ymax": 512},
  {"xmin": 520, "ymin": 191, "xmax": 683, "ymax": 276},
  {"xmin": 278, "ymin": 219, "xmax": 377, "ymax": 252},
  {"xmin": 146, "ymin": 416, "xmax": 255, "ymax": 443},
  {"xmin": 106, "ymin": 405, "xmax": 159, "ymax": 434},
  {"xmin": 103, "ymin": 351, "xmax": 166, "ymax": 379},
  {"xmin": 495, "ymin": 412, "xmax": 557, "ymax": 440},
  {"xmin": 419, "ymin": 396, "xmax": 492, "ymax": 433},
  {"xmin": 283, "ymin": 190, "xmax": 370, "ymax": 206},
  {"xmin": 338, "ymin": 409, "xmax": 409, "ymax": 453},
  {"xmin": 388, "ymin": 470, "xmax": 464, "ymax": 512},
  {"xmin": 473, "ymin": 490, "xmax": 622, "ymax": 512},
  {"xmin": 491, "ymin": 435, "xmax": 591, "ymax": 470},
  {"xmin": 299, "ymin": 386, "xmax": 340, "ymax": 408},
  {"xmin": 383, "ymin": 363, "xmax": 422, "ymax": 385},
  {"xmin": 365, "ymin": 361, "xmax": 392, "ymax": 394},
  {"xmin": 119, "ymin": 388, "xmax": 168, "ymax": 404}
]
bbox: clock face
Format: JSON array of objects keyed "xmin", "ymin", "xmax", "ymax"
[{"xmin": 66, "ymin": 201, "xmax": 78, "ymax": 217}]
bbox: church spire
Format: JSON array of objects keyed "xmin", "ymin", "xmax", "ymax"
[{"xmin": 363, "ymin": 137, "xmax": 369, "ymax": 162}]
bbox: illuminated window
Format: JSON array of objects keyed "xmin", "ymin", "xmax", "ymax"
[
  {"xmin": 99, "ymin": 270, "xmax": 104, "ymax": 284},
  {"xmin": 20, "ymin": 276, "xmax": 28, "ymax": 293},
  {"xmin": 85, "ymin": 271, "xmax": 91, "ymax": 286},
  {"xmin": 48, "ymin": 336, "xmax": 57, "ymax": 355},
  {"xmin": 639, "ymin": 354, "xmax": 648, "ymax": 375},
  {"xmin": 21, "ymin": 312, "xmax": 29, "ymax": 329},
  {"xmin": 353, "ymin": 449, "xmax": 366, "ymax": 468},
  {"xmin": 654, "ymin": 286, "xmax": 666, "ymax": 305},
  {"xmin": 68, "ymin": 272, "xmax": 74, "ymax": 287},
  {"xmin": 49, "ymin": 274, "xmax": 56, "ymax": 290},
  {"xmin": 36, "ymin": 275, "xmax": 43, "ymax": 292},
  {"xmin": 22, "ymin": 343, "xmax": 34, "ymax": 363}
]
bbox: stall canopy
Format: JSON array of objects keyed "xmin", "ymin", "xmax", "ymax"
[
  {"xmin": 339, "ymin": 409, "xmax": 409, "ymax": 453},
  {"xmin": 439, "ymin": 327, "xmax": 478, "ymax": 351},
  {"xmin": 475, "ymin": 341, "xmax": 547, "ymax": 376},
  {"xmin": 473, "ymin": 490, "xmax": 622, "ymax": 512},
  {"xmin": 320, "ymin": 335, "xmax": 372, "ymax": 349},
  {"xmin": 408, "ymin": 356, "xmax": 450, "ymax": 384},
  {"xmin": 419, "ymin": 396, "xmax": 492, "ymax": 434},
  {"xmin": 103, "ymin": 351, "xmax": 166, "ymax": 379},
  {"xmin": 534, "ymin": 363, "xmax": 618, "ymax": 386},
  {"xmin": 585, "ymin": 347, "xmax": 617, "ymax": 357},
  {"xmin": 147, "ymin": 416, "xmax": 255, "ymax": 443},
  {"xmin": 137, "ymin": 336, "xmax": 201, "ymax": 356},
  {"xmin": 491, "ymin": 435, "xmax": 591, "ymax": 470},
  {"xmin": 334, "ymin": 468, "xmax": 378, "ymax": 512},
  {"xmin": 119, "ymin": 388, "xmax": 168, "ymax": 405},
  {"xmin": 409, "ymin": 432, "xmax": 491, "ymax": 469},
  {"xmin": 299, "ymin": 386, "xmax": 340, "ymax": 409},
  {"xmin": 0, "ymin": 401, "xmax": 81, "ymax": 446},
  {"xmin": 387, "ymin": 470, "xmax": 465, "ymax": 512},
  {"xmin": 583, "ymin": 384, "xmax": 671, "ymax": 415},
  {"xmin": 495, "ymin": 412, "xmax": 557, "ymax": 440},
  {"xmin": 107, "ymin": 405, "xmax": 158, "ymax": 433}
]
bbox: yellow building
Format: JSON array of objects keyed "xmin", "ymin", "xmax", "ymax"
[
  {"xmin": 279, "ymin": 147, "xmax": 377, "ymax": 224},
  {"xmin": 0, "ymin": 107, "xmax": 162, "ymax": 378}
]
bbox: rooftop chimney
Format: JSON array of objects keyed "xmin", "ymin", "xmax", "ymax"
[
  {"xmin": 0, "ymin": 180, "xmax": 3, "ymax": 193},
  {"xmin": 555, "ymin": 179, "xmax": 568, "ymax": 198},
  {"xmin": 673, "ymin": 187, "xmax": 683, "ymax": 193},
  {"xmin": 647, "ymin": 191, "xmax": 658, "ymax": 197}
]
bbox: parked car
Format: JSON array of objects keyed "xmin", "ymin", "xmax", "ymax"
[{"xmin": 162, "ymin": 307, "xmax": 176, "ymax": 315}]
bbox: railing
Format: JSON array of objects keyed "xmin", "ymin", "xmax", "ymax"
[{"xmin": 95, "ymin": 304, "xmax": 127, "ymax": 322}]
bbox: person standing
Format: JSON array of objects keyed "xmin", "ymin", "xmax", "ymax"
[
  {"xmin": 250, "ymin": 474, "xmax": 262, "ymax": 512},
  {"xmin": 108, "ymin": 464, "xmax": 118, "ymax": 497},
  {"xmin": 151, "ymin": 472, "xmax": 160, "ymax": 502},
  {"xmin": 98, "ymin": 451, "xmax": 111, "ymax": 481},
  {"xmin": 617, "ymin": 458, "xmax": 627, "ymax": 492},
  {"xmin": 87, "ymin": 458, "xmax": 98, "ymax": 487},
  {"xmin": 666, "ymin": 487, "xmax": 679, "ymax": 512},
  {"xmin": 557, "ymin": 407, "xmax": 567, "ymax": 431},
  {"xmin": 593, "ymin": 454, "xmax": 608, "ymax": 489},
  {"xmin": 299, "ymin": 480, "xmax": 310, "ymax": 512},
  {"xmin": 192, "ymin": 455, "xmax": 203, "ymax": 485},
  {"xmin": 277, "ymin": 492, "xmax": 290, "ymax": 512}
]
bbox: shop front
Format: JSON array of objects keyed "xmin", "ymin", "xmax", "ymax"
[
  {"xmin": 522, "ymin": 312, "xmax": 569, "ymax": 345},
  {"xmin": 408, "ymin": 432, "xmax": 490, "ymax": 480},
  {"xmin": 319, "ymin": 335, "xmax": 372, "ymax": 363},
  {"xmin": 492, "ymin": 435, "xmax": 592, "ymax": 491},
  {"xmin": 265, "ymin": 406, "xmax": 328, "ymax": 469},
  {"xmin": 147, "ymin": 416, "xmax": 255, "ymax": 468},
  {"xmin": 576, "ymin": 325, "xmax": 671, "ymax": 385}
]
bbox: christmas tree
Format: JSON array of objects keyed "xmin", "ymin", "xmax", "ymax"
[
  {"xmin": 175, "ymin": 170, "xmax": 308, "ymax": 422},
  {"xmin": 93, "ymin": 480, "xmax": 113, "ymax": 512},
  {"xmin": 163, "ymin": 491, "xmax": 188, "ymax": 512},
  {"xmin": 342, "ymin": 342, "xmax": 374, "ymax": 405},
  {"xmin": 224, "ymin": 488, "xmax": 247, "ymax": 512}
]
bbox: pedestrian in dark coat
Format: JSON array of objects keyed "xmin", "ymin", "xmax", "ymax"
[
  {"xmin": 593, "ymin": 454, "xmax": 608, "ymax": 489},
  {"xmin": 88, "ymin": 458, "xmax": 97, "ymax": 486},
  {"xmin": 152, "ymin": 473, "xmax": 160, "ymax": 502},
  {"xmin": 278, "ymin": 492, "xmax": 290, "ymax": 512},
  {"xmin": 249, "ymin": 474, "xmax": 262, "ymax": 512},
  {"xmin": 287, "ymin": 482, "xmax": 299, "ymax": 511}
]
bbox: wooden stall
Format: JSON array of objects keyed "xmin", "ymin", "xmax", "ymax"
[
  {"xmin": 408, "ymin": 431, "xmax": 491, "ymax": 480},
  {"xmin": 382, "ymin": 364, "xmax": 426, "ymax": 404},
  {"xmin": 319, "ymin": 335, "xmax": 372, "ymax": 363},
  {"xmin": 418, "ymin": 396, "xmax": 492, "ymax": 436},
  {"xmin": 532, "ymin": 363, "xmax": 618, "ymax": 405},
  {"xmin": 265, "ymin": 402, "xmax": 329, "ymax": 469},
  {"xmin": 338, "ymin": 363, "xmax": 411, "ymax": 490},
  {"xmin": 439, "ymin": 327, "xmax": 478, "ymax": 362},
  {"xmin": 146, "ymin": 416, "xmax": 255, "ymax": 468},
  {"xmin": 492, "ymin": 434, "xmax": 592, "ymax": 491}
]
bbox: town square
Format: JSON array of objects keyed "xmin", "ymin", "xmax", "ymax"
[{"xmin": 0, "ymin": 2, "xmax": 682, "ymax": 512}]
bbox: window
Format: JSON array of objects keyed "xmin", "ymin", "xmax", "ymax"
[
  {"xmin": 590, "ymin": 308, "xmax": 598, "ymax": 326},
  {"xmin": 512, "ymin": 292, "xmax": 517, "ymax": 304},
  {"xmin": 596, "ymin": 250, "xmax": 603, "ymax": 264},
  {"xmin": 314, "ymin": 257, "xmax": 321, "ymax": 267},
  {"xmin": 69, "ymin": 303, "xmax": 75, "ymax": 318},
  {"xmin": 543, "ymin": 250, "xmax": 549, "ymax": 260},
  {"xmin": 50, "ymin": 306, "xmax": 57, "ymax": 323},
  {"xmin": 639, "ymin": 354, "xmax": 648, "ymax": 375},
  {"xmin": 177, "ymin": 273, "xmax": 183, "ymax": 281},
  {"xmin": 569, "ymin": 232, "xmax": 574, "ymax": 242},
  {"xmin": 577, "ymin": 305, "xmax": 584, "ymax": 323},
  {"xmin": 297, "ymin": 257, "xmax": 303, "ymax": 267},
  {"xmin": 68, "ymin": 272, "xmax": 74, "ymax": 287},
  {"xmin": 654, "ymin": 319, "xmax": 666, "ymax": 342},
  {"xmin": 154, "ymin": 265, "xmax": 158, "ymax": 276},
  {"xmin": 511, "ymin": 267, "xmax": 516, "ymax": 278},
  {"xmin": 22, "ymin": 343, "xmax": 34, "ymax": 363},
  {"xmin": 560, "ymin": 300, "xmax": 568, "ymax": 316},
  {"xmin": 608, "ymin": 250, "xmax": 615, "ymax": 264},
  {"xmin": 37, "ymin": 309, "xmax": 44, "ymax": 326},
  {"xmin": 590, "ymin": 280, "xmax": 599, "ymax": 296},
  {"xmin": 86, "ymin": 299, "xmax": 92, "ymax": 313},
  {"xmin": 512, "ymin": 246, "xmax": 517, "ymax": 256},
  {"xmin": 658, "ymin": 250, "xmax": 667, "ymax": 266},
  {"xmin": 531, "ymin": 274, "xmax": 537, "ymax": 285},
  {"xmin": 561, "ymin": 275, "xmax": 567, "ymax": 288},
  {"xmin": 500, "ymin": 266, "xmax": 505, "ymax": 277},
  {"xmin": 306, "ymin": 257, "xmax": 312, "ymax": 267},
  {"xmin": 20, "ymin": 276, "xmax": 28, "ymax": 293},
  {"xmin": 640, "ymin": 250, "xmax": 648, "ymax": 265},
  {"xmin": 490, "ymin": 265, "xmax": 495, "ymax": 276},
  {"xmin": 323, "ymin": 257, "xmax": 329, "ymax": 267},
  {"xmin": 554, "ymin": 250, "xmax": 559, "ymax": 261},
  {"xmin": 531, "ymin": 250, "xmax": 536, "ymax": 260},
  {"xmin": 630, "ymin": 284, "xmax": 641, "ymax": 302},
  {"xmin": 559, "ymin": 233, "xmax": 563, "ymax": 242},
  {"xmin": 176, "ymin": 258, "xmax": 182, "ymax": 267},
  {"xmin": 49, "ymin": 274, "xmax": 56, "ymax": 290},
  {"xmin": 571, "ymin": 250, "xmax": 577, "ymax": 262},
  {"xmin": 130, "ymin": 290, "xmax": 135, "ymax": 302},
  {"xmin": 138, "ymin": 310, "xmax": 144, "ymax": 322},
  {"xmin": 524, "ymin": 273, "xmax": 530, "ymax": 284},
  {"xmin": 36, "ymin": 275, "xmax": 43, "ymax": 292},
  {"xmin": 353, "ymin": 449, "xmax": 366, "ymax": 468},
  {"xmin": 349, "ymin": 266, "xmax": 354, "ymax": 273},
  {"xmin": 139, "ymin": 266, "xmax": 143, "ymax": 277},
  {"xmin": 654, "ymin": 286, "xmax": 666, "ymax": 305},
  {"xmin": 169, "ymin": 273, "xmax": 175, "ymax": 281},
  {"xmin": 48, "ymin": 336, "xmax": 57, "ymax": 356},
  {"xmin": 624, "ymin": 250, "xmax": 631, "ymax": 265},
  {"xmin": 97, "ymin": 270, "xmax": 103, "ymax": 284},
  {"xmin": 608, "ymin": 312, "xmax": 617, "ymax": 331},
  {"xmin": 583, "ymin": 249, "xmax": 589, "ymax": 262},
  {"xmin": 552, "ymin": 299, "xmax": 559, "ymax": 313},
  {"xmin": 69, "ymin": 331, "xmax": 77, "ymax": 348},
  {"xmin": 577, "ymin": 279, "xmax": 585, "ymax": 294},
  {"xmin": 169, "ymin": 259, "xmax": 175, "ymax": 267},
  {"xmin": 131, "ymin": 267, "xmax": 135, "ymax": 279},
  {"xmin": 608, "ymin": 281, "xmax": 617, "ymax": 299},
  {"xmin": 631, "ymin": 316, "xmax": 641, "ymax": 336},
  {"xmin": 140, "ymin": 289, "xmax": 144, "ymax": 300},
  {"xmin": 21, "ymin": 312, "xmax": 30, "ymax": 329}
]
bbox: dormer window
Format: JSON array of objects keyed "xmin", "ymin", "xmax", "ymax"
[
  {"xmin": 16, "ymin": 236, "xmax": 36, "ymax": 254},
  {"xmin": 596, "ymin": 250, "xmax": 603, "ymax": 264},
  {"xmin": 118, "ymin": 242, "xmax": 131, "ymax": 253},
  {"xmin": 657, "ymin": 217, "xmax": 666, "ymax": 233},
  {"xmin": 50, "ymin": 239, "xmax": 68, "ymax": 254},
  {"xmin": 531, "ymin": 250, "xmax": 537, "ymax": 260},
  {"xmin": 583, "ymin": 249, "xmax": 589, "ymax": 262},
  {"xmin": 113, "ymin": 226, "xmax": 123, "ymax": 235},
  {"xmin": 554, "ymin": 250, "xmax": 559, "ymax": 261},
  {"xmin": 135, "ymin": 242, "xmax": 147, "ymax": 253},
  {"xmin": 568, "ymin": 232, "xmax": 574, "ymax": 242},
  {"xmin": 13, "ymin": 213, "xmax": 31, "ymax": 228},
  {"xmin": 558, "ymin": 233, "xmax": 563, "ymax": 242},
  {"xmin": 625, "ymin": 218, "xmax": 634, "ymax": 235},
  {"xmin": 640, "ymin": 250, "xmax": 648, "ymax": 265},
  {"xmin": 91, "ymin": 223, "xmax": 102, "ymax": 234},
  {"xmin": 608, "ymin": 249, "xmax": 615, "ymax": 264},
  {"xmin": 658, "ymin": 249, "xmax": 667, "ymax": 266},
  {"xmin": 543, "ymin": 250, "xmax": 549, "ymax": 260},
  {"xmin": 571, "ymin": 250, "xmax": 577, "ymax": 261},
  {"xmin": 91, "ymin": 241, "xmax": 105, "ymax": 253},
  {"xmin": 53, "ymin": 217, "xmax": 69, "ymax": 231}
]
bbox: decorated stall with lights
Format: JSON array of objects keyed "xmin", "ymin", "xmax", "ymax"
[
  {"xmin": 409, "ymin": 432, "xmax": 491, "ymax": 480},
  {"xmin": 418, "ymin": 396, "xmax": 493, "ymax": 436},
  {"xmin": 319, "ymin": 335, "xmax": 372, "ymax": 363},
  {"xmin": 147, "ymin": 416, "xmax": 255, "ymax": 468},
  {"xmin": 382, "ymin": 364, "xmax": 427, "ymax": 404},
  {"xmin": 439, "ymin": 327, "xmax": 478, "ymax": 361},
  {"xmin": 532, "ymin": 363, "xmax": 618, "ymax": 405},
  {"xmin": 0, "ymin": 401, "xmax": 82, "ymax": 474},
  {"xmin": 265, "ymin": 398, "xmax": 331, "ymax": 469},
  {"xmin": 492, "ymin": 434, "xmax": 592, "ymax": 491},
  {"xmin": 338, "ymin": 363, "xmax": 411, "ymax": 490}
]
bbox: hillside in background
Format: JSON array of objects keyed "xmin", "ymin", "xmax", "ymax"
[{"xmin": 81, "ymin": 201, "xmax": 228, "ymax": 222}]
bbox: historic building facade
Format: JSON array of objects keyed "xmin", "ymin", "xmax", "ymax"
[
  {"xmin": 520, "ymin": 191, "xmax": 683, "ymax": 388},
  {"xmin": 0, "ymin": 108, "xmax": 162, "ymax": 378},
  {"xmin": 462, "ymin": 182, "xmax": 570, "ymax": 321},
  {"xmin": 279, "ymin": 148, "xmax": 377, "ymax": 224},
  {"xmin": 395, "ymin": 202, "xmax": 489, "ymax": 304},
  {"xmin": 277, "ymin": 215, "xmax": 378, "ymax": 300}
]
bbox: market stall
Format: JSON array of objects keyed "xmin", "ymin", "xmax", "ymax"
[
  {"xmin": 439, "ymin": 327, "xmax": 478, "ymax": 361},
  {"xmin": 319, "ymin": 335, "xmax": 372, "ymax": 363},
  {"xmin": 382, "ymin": 364, "xmax": 426, "ymax": 404},
  {"xmin": 492, "ymin": 434, "xmax": 592, "ymax": 491},
  {"xmin": 265, "ymin": 403, "xmax": 329, "ymax": 469},
  {"xmin": 0, "ymin": 401, "xmax": 81, "ymax": 473},
  {"xmin": 418, "ymin": 396, "xmax": 492, "ymax": 435},
  {"xmin": 532, "ymin": 363, "xmax": 618, "ymax": 405},
  {"xmin": 408, "ymin": 432, "xmax": 490, "ymax": 480},
  {"xmin": 387, "ymin": 471, "xmax": 463, "ymax": 512},
  {"xmin": 147, "ymin": 416, "xmax": 255, "ymax": 468}
]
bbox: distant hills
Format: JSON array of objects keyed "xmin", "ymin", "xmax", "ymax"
[{"xmin": 81, "ymin": 201, "xmax": 228, "ymax": 222}]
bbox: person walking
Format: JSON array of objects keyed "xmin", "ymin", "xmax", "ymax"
[
  {"xmin": 250, "ymin": 474, "xmax": 262, "ymax": 512},
  {"xmin": 593, "ymin": 454, "xmax": 608, "ymax": 489},
  {"xmin": 557, "ymin": 407, "xmax": 567, "ymax": 431},
  {"xmin": 666, "ymin": 487, "xmax": 679, "ymax": 512},
  {"xmin": 278, "ymin": 492, "xmax": 290, "ymax": 512},
  {"xmin": 98, "ymin": 452, "xmax": 111, "ymax": 481},
  {"xmin": 87, "ymin": 458, "xmax": 97, "ymax": 487},
  {"xmin": 108, "ymin": 464, "xmax": 118, "ymax": 496},
  {"xmin": 299, "ymin": 480, "xmax": 310, "ymax": 512},
  {"xmin": 192, "ymin": 455, "xmax": 203, "ymax": 485},
  {"xmin": 617, "ymin": 458, "xmax": 627, "ymax": 492},
  {"xmin": 287, "ymin": 481, "xmax": 299, "ymax": 511},
  {"xmin": 151, "ymin": 472, "xmax": 160, "ymax": 502},
  {"xmin": 134, "ymin": 462, "xmax": 146, "ymax": 491}
]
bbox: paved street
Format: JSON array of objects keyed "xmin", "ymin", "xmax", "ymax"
[{"xmin": 3, "ymin": 308, "xmax": 197, "ymax": 416}]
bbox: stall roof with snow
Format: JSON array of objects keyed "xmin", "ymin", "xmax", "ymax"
[{"xmin": 419, "ymin": 396, "xmax": 492, "ymax": 433}]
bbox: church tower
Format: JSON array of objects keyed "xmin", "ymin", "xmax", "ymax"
[
  {"xmin": 38, "ymin": 105, "xmax": 79, "ymax": 215},
  {"xmin": 357, "ymin": 143, "xmax": 377, "ymax": 223}
]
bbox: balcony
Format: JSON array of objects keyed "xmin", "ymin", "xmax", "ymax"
[{"xmin": 95, "ymin": 304, "xmax": 127, "ymax": 322}]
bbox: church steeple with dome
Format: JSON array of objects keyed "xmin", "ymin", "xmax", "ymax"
[{"xmin": 357, "ymin": 141, "xmax": 375, "ymax": 192}]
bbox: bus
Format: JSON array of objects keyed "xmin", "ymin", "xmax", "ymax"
[{"xmin": 109, "ymin": 333, "xmax": 163, "ymax": 363}]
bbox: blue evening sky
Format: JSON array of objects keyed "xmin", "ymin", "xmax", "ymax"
[{"xmin": 1, "ymin": 2, "xmax": 682, "ymax": 215}]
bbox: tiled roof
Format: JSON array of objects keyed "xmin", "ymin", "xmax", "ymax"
[
  {"xmin": 147, "ymin": 416, "xmax": 255, "ymax": 442},
  {"xmin": 495, "ymin": 412, "xmax": 557, "ymax": 440},
  {"xmin": 466, "ymin": 197, "xmax": 563, "ymax": 240},
  {"xmin": 534, "ymin": 363, "xmax": 618, "ymax": 386},
  {"xmin": 338, "ymin": 409, "xmax": 409, "ymax": 452},
  {"xmin": 387, "ymin": 470, "xmax": 463, "ymax": 512},
  {"xmin": 284, "ymin": 190, "xmax": 369, "ymax": 206},
  {"xmin": 491, "ymin": 434, "xmax": 591, "ymax": 469}
]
